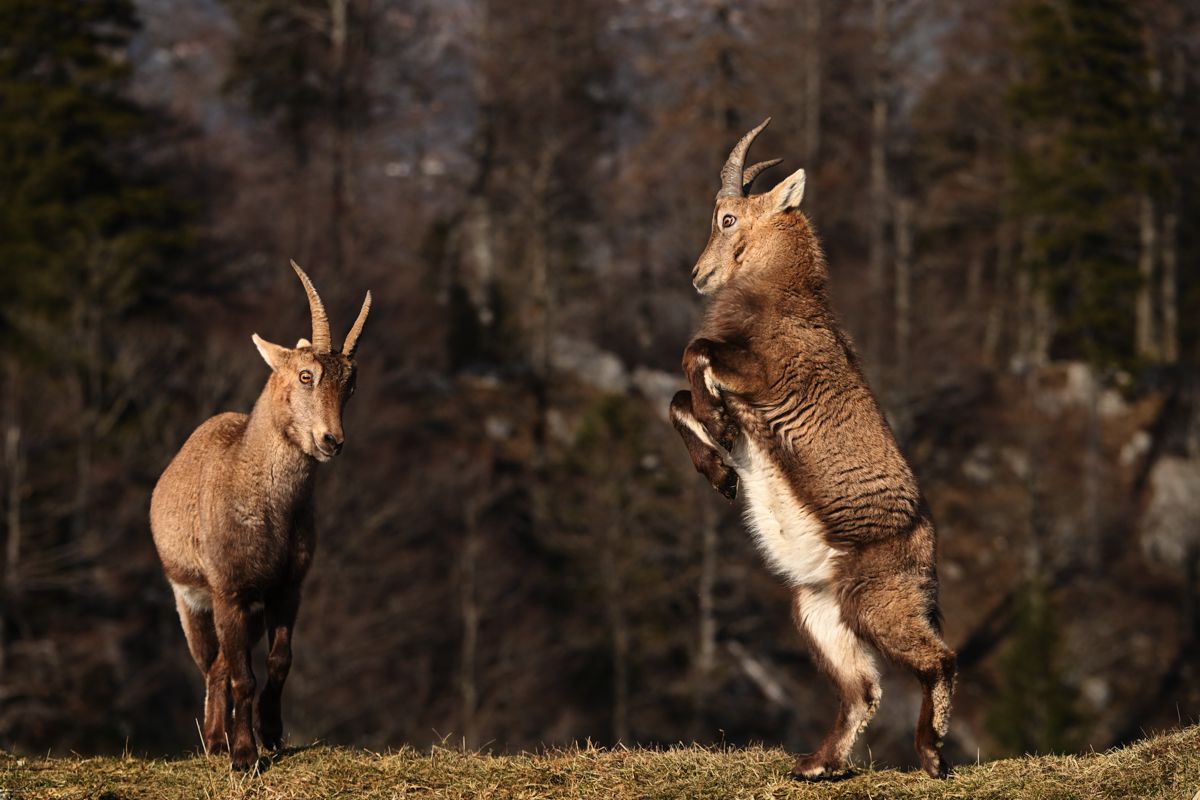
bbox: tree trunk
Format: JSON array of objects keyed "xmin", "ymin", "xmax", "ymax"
[
  {"xmin": 714, "ymin": 2, "xmax": 738, "ymax": 133},
  {"xmin": 893, "ymin": 196, "xmax": 913, "ymax": 376},
  {"xmin": 1023, "ymin": 365, "xmax": 1045, "ymax": 581},
  {"xmin": 1185, "ymin": 543, "xmax": 1198, "ymax": 647},
  {"xmin": 802, "ymin": 0, "xmax": 821, "ymax": 207},
  {"xmin": 602, "ymin": 519, "xmax": 630, "ymax": 743},
  {"xmin": 1082, "ymin": 375, "xmax": 1102, "ymax": 571},
  {"xmin": 1160, "ymin": 208, "xmax": 1178, "ymax": 363},
  {"xmin": 984, "ymin": 216, "xmax": 1014, "ymax": 367},
  {"xmin": 1016, "ymin": 222, "xmax": 1051, "ymax": 367},
  {"xmin": 1158, "ymin": 44, "xmax": 1184, "ymax": 364},
  {"xmin": 460, "ymin": 26, "xmax": 499, "ymax": 332},
  {"xmin": 966, "ymin": 249, "xmax": 983, "ymax": 308},
  {"xmin": 1032, "ymin": 287, "xmax": 1053, "ymax": 366},
  {"xmin": 522, "ymin": 147, "xmax": 560, "ymax": 607},
  {"xmin": 1135, "ymin": 192, "xmax": 1159, "ymax": 360},
  {"xmin": 74, "ymin": 414, "xmax": 92, "ymax": 540},
  {"xmin": 867, "ymin": 0, "xmax": 890, "ymax": 366},
  {"xmin": 893, "ymin": 196, "xmax": 913, "ymax": 439},
  {"xmin": 459, "ymin": 497, "xmax": 481, "ymax": 750},
  {"xmin": 463, "ymin": 197, "xmax": 498, "ymax": 328},
  {"xmin": 72, "ymin": 263, "xmax": 102, "ymax": 542},
  {"xmin": 689, "ymin": 498, "xmax": 718, "ymax": 740},
  {"xmin": 526, "ymin": 144, "xmax": 558, "ymax": 382},
  {"xmin": 987, "ymin": 50, "xmax": 1021, "ymax": 369},
  {"xmin": 1, "ymin": 359, "xmax": 23, "ymax": 681},
  {"xmin": 328, "ymin": 0, "xmax": 350, "ymax": 276}
]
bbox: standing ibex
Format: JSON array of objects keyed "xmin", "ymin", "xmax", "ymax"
[
  {"xmin": 670, "ymin": 119, "xmax": 956, "ymax": 779},
  {"xmin": 151, "ymin": 262, "xmax": 370, "ymax": 770}
]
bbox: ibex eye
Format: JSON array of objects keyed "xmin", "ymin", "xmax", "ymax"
[
  {"xmin": 299, "ymin": 370, "xmax": 313, "ymax": 385},
  {"xmin": 722, "ymin": 214, "xmax": 736, "ymax": 229}
]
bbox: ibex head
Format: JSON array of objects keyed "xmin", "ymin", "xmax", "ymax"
[
  {"xmin": 252, "ymin": 261, "xmax": 371, "ymax": 462},
  {"xmin": 692, "ymin": 117, "xmax": 809, "ymax": 295}
]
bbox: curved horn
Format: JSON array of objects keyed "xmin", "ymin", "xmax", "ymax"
[
  {"xmin": 718, "ymin": 117, "xmax": 771, "ymax": 198},
  {"xmin": 342, "ymin": 290, "xmax": 371, "ymax": 359},
  {"xmin": 290, "ymin": 260, "xmax": 332, "ymax": 353},
  {"xmin": 742, "ymin": 158, "xmax": 783, "ymax": 192}
]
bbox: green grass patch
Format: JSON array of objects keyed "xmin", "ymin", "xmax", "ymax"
[{"xmin": 2, "ymin": 727, "xmax": 1198, "ymax": 799}]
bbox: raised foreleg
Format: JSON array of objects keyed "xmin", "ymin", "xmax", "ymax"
[
  {"xmin": 681, "ymin": 337, "xmax": 768, "ymax": 449},
  {"xmin": 670, "ymin": 390, "xmax": 739, "ymax": 500}
]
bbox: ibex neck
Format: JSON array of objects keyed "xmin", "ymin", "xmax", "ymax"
[
  {"xmin": 750, "ymin": 225, "xmax": 833, "ymax": 323},
  {"xmin": 238, "ymin": 385, "xmax": 316, "ymax": 498}
]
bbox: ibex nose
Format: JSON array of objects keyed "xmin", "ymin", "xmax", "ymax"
[{"xmin": 322, "ymin": 432, "xmax": 344, "ymax": 454}]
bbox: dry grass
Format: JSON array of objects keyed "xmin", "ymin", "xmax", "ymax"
[{"xmin": 2, "ymin": 727, "xmax": 1198, "ymax": 800}]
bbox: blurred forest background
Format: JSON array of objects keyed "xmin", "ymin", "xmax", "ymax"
[{"xmin": 1, "ymin": 0, "xmax": 1199, "ymax": 769}]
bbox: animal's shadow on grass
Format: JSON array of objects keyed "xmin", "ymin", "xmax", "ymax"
[
  {"xmin": 258, "ymin": 742, "xmax": 322, "ymax": 771},
  {"xmin": 791, "ymin": 766, "xmax": 954, "ymax": 784},
  {"xmin": 165, "ymin": 742, "xmax": 322, "ymax": 775},
  {"xmin": 790, "ymin": 770, "xmax": 856, "ymax": 784}
]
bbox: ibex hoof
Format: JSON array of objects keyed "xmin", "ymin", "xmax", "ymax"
[
  {"xmin": 716, "ymin": 470, "xmax": 739, "ymax": 501},
  {"xmin": 260, "ymin": 728, "xmax": 283, "ymax": 752},
  {"xmin": 918, "ymin": 748, "xmax": 949, "ymax": 779},
  {"xmin": 230, "ymin": 744, "xmax": 260, "ymax": 772},
  {"xmin": 791, "ymin": 754, "xmax": 849, "ymax": 781},
  {"xmin": 716, "ymin": 423, "xmax": 738, "ymax": 452}
]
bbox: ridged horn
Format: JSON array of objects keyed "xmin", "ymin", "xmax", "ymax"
[
  {"xmin": 718, "ymin": 117, "xmax": 771, "ymax": 198},
  {"xmin": 342, "ymin": 290, "xmax": 371, "ymax": 359},
  {"xmin": 742, "ymin": 158, "xmax": 783, "ymax": 192},
  {"xmin": 290, "ymin": 260, "xmax": 332, "ymax": 353}
]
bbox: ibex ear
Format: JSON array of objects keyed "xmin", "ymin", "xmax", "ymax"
[
  {"xmin": 295, "ymin": 337, "xmax": 312, "ymax": 349},
  {"xmin": 252, "ymin": 334, "xmax": 290, "ymax": 371},
  {"xmin": 768, "ymin": 168, "xmax": 806, "ymax": 213}
]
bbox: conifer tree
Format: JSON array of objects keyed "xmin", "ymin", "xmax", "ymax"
[
  {"xmin": 0, "ymin": 0, "xmax": 193, "ymax": 346},
  {"xmin": 1009, "ymin": 0, "xmax": 1162, "ymax": 366},
  {"xmin": 0, "ymin": 0, "xmax": 198, "ymax": 751},
  {"xmin": 986, "ymin": 582, "xmax": 1083, "ymax": 755}
]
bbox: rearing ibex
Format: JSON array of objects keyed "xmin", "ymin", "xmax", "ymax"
[
  {"xmin": 151, "ymin": 262, "xmax": 370, "ymax": 770},
  {"xmin": 670, "ymin": 119, "xmax": 956, "ymax": 779}
]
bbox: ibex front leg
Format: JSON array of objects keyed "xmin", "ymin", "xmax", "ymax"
[
  {"xmin": 256, "ymin": 585, "xmax": 300, "ymax": 752},
  {"xmin": 212, "ymin": 593, "xmax": 259, "ymax": 771},
  {"xmin": 670, "ymin": 390, "xmax": 739, "ymax": 500},
  {"xmin": 682, "ymin": 337, "xmax": 767, "ymax": 449}
]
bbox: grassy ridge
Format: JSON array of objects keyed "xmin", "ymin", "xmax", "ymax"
[{"xmin": 2, "ymin": 727, "xmax": 1198, "ymax": 800}]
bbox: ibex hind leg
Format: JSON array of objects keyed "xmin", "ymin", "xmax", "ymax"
[
  {"xmin": 790, "ymin": 586, "xmax": 882, "ymax": 780},
  {"xmin": 172, "ymin": 586, "xmax": 229, "ymax": 755},
  {"xmin": 852, "ymin": 577, "xmax": 956, "ymax": 778}
]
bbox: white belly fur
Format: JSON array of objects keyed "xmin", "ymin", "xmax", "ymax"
[
  {"xmin": 172, "ymin": 581, "xmax": 212, "ymax": 613},
  {"xmin": 171, "ymin": 581, "xmax": 263, "ymax": 615},
  {"xmin": 732, "ymin": 437, "xmax": 836, "ymax": 586}
]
